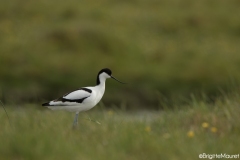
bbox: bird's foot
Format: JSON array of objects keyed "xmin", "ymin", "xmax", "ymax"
[{"xmin": 72, "ymin": 122, "xmax": 79, "ymax": 130}]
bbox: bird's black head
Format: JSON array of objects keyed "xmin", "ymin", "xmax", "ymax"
[
  {"xmin": 98, "ymin": 68, "xmax": 112, "ymax": 76},
  {"xmin": 96, "ymin": 68, "xmax": 126, "ymax": 85},
  {"xmin": 96, "ymin": 68, "xmax": 112, "ymax": 85}
]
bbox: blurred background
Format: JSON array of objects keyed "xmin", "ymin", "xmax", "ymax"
[{"xmin": 1, "ymin": 0, "xmax": 240, "ymax": 109}]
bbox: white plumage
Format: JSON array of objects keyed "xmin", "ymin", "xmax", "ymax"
[{"xmin": 42, "ymin": 68, "xmax": 125, "ymax": 127}]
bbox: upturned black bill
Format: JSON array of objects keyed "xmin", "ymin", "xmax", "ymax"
[{"xmin": 111, "ymin": 76, "xmax": 126, "ymax": 84}]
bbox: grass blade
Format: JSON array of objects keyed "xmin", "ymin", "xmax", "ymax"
[{"xmin": 0, "ymin": 100, "xmax": 11, "ymax": 127}]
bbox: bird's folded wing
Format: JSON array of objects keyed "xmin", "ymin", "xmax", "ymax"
[{"xmin": 62, "ymin": 88, "xmax": 92, "ymax": 101}]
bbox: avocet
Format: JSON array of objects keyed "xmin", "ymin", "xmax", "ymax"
[{"xmin": 42, "ymin": 68, "xmax": 125, "ymax": 127}]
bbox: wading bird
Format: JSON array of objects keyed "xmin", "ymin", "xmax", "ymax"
[{"xmin": 42, "ymin": 68, "xmax": 125, "ymax": 127}]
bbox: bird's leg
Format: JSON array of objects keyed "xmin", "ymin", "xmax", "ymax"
[{"xmin": 72, "ymin": 112, "xmax": 79, "ymax": 128}]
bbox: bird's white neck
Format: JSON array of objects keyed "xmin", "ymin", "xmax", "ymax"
[
  {"xmin": 96, "ymin": 74, "xmax": 107, "ymax": 94},
  {"xmin": 94, "ymin": 76, "xmax": 106, "ymax": 105},
  {"xmin": 96, "ymin": 73, "xmax": 108, "ymax": 85}
]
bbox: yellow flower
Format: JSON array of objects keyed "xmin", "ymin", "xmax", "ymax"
[
  {"xmin": 187, "ymin": 131, "xmax": 194, "ymax": 138},
  {"xmin": 107, "ymin": 110, "xmax": 113, "ymax": 116},
  {"xmin": 211, "ymin": 127, "xmax": 217, "ymax": 133},
  {"xmin": 163, "ymin": 133, "xmax": 170, "ymax": 139},
  {"xmin": 145, "ymin": 126, "xmax": 151, "ymax": 133},
  {"xmin": 202, "ymin": 122, "xmax": 209, "ymax": 128}
]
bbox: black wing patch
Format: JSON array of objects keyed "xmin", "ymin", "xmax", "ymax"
[
  {"xmin": 81, "ymin": 88, "xmax": 92, "ymax": 93},
  {"xmin": 59, "ymin": 97, "xmax": 89, "ymax": 103}
]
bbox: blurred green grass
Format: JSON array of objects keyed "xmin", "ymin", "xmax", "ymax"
[
  {"xmin": 1, "ymin": 94, "xmax": 240, "ymax": 160},
  {"xmin": 1, "ymin": 0, "xmax": 240, "ymax": 107}
]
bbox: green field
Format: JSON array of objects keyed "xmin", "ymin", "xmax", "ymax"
[
  {"xmin": 1, "ymin": 0, "xmax": 240, "ymax": 159},
  {"xmin": 1, "ymin": 95, "xmax": 240, "ymax": 160},
  {"xmin": 1, "ymin": 0, "xmax": 240, "ymax": 107}
]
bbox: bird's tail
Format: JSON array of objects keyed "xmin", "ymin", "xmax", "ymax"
[
  {"xmin": 42, "ymin": 100, "xmax": 71, "ymax": 111},
  {"xmin": 42, "ymin": 102, "xmax": 51, "ymax": 106},
  {"xmin": 42, "ymin": 100, "xmax": 66, "ymax": 106}
]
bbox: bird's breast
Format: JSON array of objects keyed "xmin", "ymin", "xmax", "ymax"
[{"xmin": 94, "ymin": 87, "xmax": 105, "ymax": 104}]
